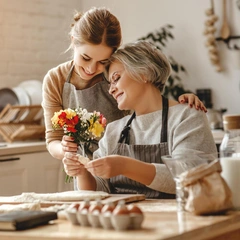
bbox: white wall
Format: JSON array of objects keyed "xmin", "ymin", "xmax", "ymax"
[
  {"xmin": 0, "ymin": 0, "xmax": 239, "ymax": 114},
  {"xmin": 0, "ymin": 0, "xmax": 81, "ymax": 87},
  {"xmin": 80, "ymin": 0, "xmax": 240, "ymax": 114}
]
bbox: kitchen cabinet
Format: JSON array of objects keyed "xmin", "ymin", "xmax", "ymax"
[{"xmin": 0, "ymin": 150, "xmax": 61, "ymax": 196}]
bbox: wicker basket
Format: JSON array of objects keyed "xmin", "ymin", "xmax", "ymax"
[{"xmin": 0, "ymin": 104, "xmax": 45, "ymax": 143}]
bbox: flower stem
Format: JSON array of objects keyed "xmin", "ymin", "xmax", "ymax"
[{"xmin": 65, "ymin": 174, "xmax": 73, "ymax": 183}]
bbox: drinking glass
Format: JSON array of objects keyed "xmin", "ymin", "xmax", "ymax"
[{"xmin": 162, "ymin": 153, "xmax": 217, "ymax": 212}]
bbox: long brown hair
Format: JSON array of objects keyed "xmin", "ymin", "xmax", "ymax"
[{"xmin": 69, "ymin": 7, "xmax": 122, "ymax": 52}]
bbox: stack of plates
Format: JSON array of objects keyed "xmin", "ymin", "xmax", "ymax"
[
  {"xmin": 18, "ymin": 80, "xmax": 43, "ymax": 105},
  {"xmin": 0, "ymin": 80, "xmax": 42, "ymax": 112}
]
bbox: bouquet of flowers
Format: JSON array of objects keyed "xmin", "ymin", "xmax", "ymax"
[{"xmin": 51, "ymin": 107, "xmax": 107, "ymax": 183}]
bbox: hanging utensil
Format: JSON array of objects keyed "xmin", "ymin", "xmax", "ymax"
[{"xmin": 221, "ymin": 0, "xmax": 230, "ymax": 39}]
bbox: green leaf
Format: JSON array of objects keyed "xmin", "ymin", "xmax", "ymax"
[{"xmin": 167, "ymin": 33, "xmax": 174, "ymax": 39}]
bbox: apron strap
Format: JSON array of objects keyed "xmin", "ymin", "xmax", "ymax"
[
  {"xmin": 118, "ymin": 95, "xmax": 168, "ymax": 144},
  {"xmin": 66, "ymin": 65, "xmax": 75, "ymax": 83},
  {"xmin": 118, "ymin": 112, "xmax": 136, "ymax": 144},
  {"xmin": 161, "ymin": 95, "xmax": 169, "ymax": 143}
]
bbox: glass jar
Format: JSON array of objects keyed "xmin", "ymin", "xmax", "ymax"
[{"xmin": 220, "ymin": 114, "xmax": 240, "ymax": 210}]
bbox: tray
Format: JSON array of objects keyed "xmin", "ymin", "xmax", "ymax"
[{"xmin": 0, "ymin": 104, "xmax": 45, "ymax": 143}]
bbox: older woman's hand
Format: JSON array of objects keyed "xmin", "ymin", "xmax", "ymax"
[{"xmin": 85, "ymin": 155, "xmax": 124, "ymax": 179}]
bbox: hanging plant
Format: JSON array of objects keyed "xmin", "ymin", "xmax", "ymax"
[{"xmin": 138, "ymin": 24, "xmax": 192, "ymax": 100}]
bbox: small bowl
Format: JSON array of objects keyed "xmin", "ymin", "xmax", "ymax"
[{"xmin": 111, "ymin": 214, "xmax": 131, "ymax": 231}]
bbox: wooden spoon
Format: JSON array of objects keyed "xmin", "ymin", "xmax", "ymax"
[{"xmin": 221, "ymin": 0, "xmax": 230, "ymax": 39}]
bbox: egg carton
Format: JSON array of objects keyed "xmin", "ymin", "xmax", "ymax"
[{"xmin": 66, "ymin": 200, "xmax": 144, "ymax": 231}]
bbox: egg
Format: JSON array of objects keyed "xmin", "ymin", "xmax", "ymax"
[
  {"xmin": 66, "ymin": 203, "xmax": 80, "ymax": 225},
  {"xmin": 99, "ymin": 202, "xmax": 115, "ymax": 229},
  {"xmin": 111, "ymin": 201, "xmax": 130, "ymax": 231},
  {"xmin": 128, "ymin": 205, "xmax": 143, "ymax": 215},
  {"xmin": 101, "ymin": 202, "xmax": 115, "ymax": 214},
  {"xmin": 78, "ymin": 200, "xmax": 90, "ymax": 213},
  {"xmin": 68, "ymin": 203, "xmax": 80, "ymax": 212},
  {"xmin": 127, "ymin": 205, "xmax": 144, "ymax": 230},
  {"xmin": 112, "ymin": 200, "xmax": 129, "ymax": 215},
  {"xmin": 88, "ymin": 200, "xmax": 103, "ymax": 228},
  {"xmin": 89, "ymin": 200, "xmax": 103, "ymax": 215}
]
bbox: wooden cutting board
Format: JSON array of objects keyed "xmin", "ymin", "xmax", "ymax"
[{"xmin": 101, "ymin": 193, "xmax": 146, "ymax": 205}]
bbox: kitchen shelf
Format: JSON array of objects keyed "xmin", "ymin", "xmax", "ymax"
[{"xmin": 0, "ymin": 104, "xmax": 45, "ymax": 143}]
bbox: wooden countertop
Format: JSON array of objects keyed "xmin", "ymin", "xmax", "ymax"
[
  {"xmin": 0, "ymin": 141, "xmax": 47, "ymax": 156},
  {"xmin": 0, "ymin": 199, "xmax": 239, "ymax": 240}
]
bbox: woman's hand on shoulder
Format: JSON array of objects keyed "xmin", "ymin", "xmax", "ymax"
[{"xmin": 178, "ymin": 93, "xmax": 207, "ymax": 112}]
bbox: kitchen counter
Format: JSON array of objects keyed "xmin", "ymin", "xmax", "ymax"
[
  {"xmin": 0, "ymin": 141, "xmax": 47, "ymax": 156},
  {"xmin": 0, "ymin": 200, "xmax": 239, "ymax": 240}
]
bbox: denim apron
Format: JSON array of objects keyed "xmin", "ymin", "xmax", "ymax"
[{"xmin": 109, "ymin": 96, "xmax": 175, "ymax": 199}]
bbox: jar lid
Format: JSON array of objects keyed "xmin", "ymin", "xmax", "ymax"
[{"xmin": 223, "ymin": 114, "xmax": 240, "ymax": 130}]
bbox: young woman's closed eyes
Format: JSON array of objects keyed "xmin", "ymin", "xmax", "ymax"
[{"xmin": 82, "ymin": 55, "xmax": 109, "ymax": 65}]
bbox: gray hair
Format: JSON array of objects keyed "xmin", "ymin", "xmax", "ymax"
[{"xmin": 105, "ymin": 40, "xmax": 171, "ymax": 92}]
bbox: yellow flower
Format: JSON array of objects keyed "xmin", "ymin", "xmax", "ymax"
[
  {"xmin": 51, "ymin": 110, "xmax": 63, "ymax": 126},
  {"xmin": 90, "ymin": 121, "xmax": 104, "ymax": 137},
  {"xmin": 64, "ymin": 108, "xmax": 77, "ymax": 119},
  {"xmin": 51, "ymin": 107, "xmax": 107, "ymax": 184}
]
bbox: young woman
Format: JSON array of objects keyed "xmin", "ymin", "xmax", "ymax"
[{"xmin": 63, "ymin": 41, "xmax": 217, "ymax": 198}]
